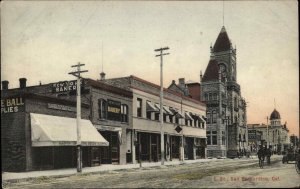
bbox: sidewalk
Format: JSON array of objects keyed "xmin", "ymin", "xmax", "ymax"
[{"xmin": 2, "ymin": 158, "xmax": 221, "ymax": 182}]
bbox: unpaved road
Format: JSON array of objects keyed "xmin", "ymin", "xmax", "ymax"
[{"xmin": 3, "ymin": 157, "xmax": 300, "ymax": 188}]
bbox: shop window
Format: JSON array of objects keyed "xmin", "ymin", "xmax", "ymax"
[
  {"xmin": 137, "ymin": 98, "xmax": 142, "ymax": 117},
  {"xmin": 98, "ymin": 99, "xmax": 107, "ymax": 119},
  {"xmin": 212, "ymin": 131, "xmax": 217, "ymax": 145},
  {"xmin": 121, "ymin": 104, "xmax": 128, "ymax": 123},
  {"xmin": 212, "ymin": 111, "xmax": 217, "ymax": 123}
]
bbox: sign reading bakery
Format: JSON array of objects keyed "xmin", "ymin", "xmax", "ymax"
[
  {"xmin": 107, "ymin": 99, "xmax": 121, "ymax": 121},
  {"xmin": 1, "ymin": 97, "xmax": 25, "ymax": 114},
  {"xmin": 52, "ymin": 80, "xmax": 84, "ymax": 93}
]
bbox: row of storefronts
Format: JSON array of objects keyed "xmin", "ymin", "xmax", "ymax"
[{"xmin": 1, "ymin": 76, "xmax": 207, "ymax": 172}]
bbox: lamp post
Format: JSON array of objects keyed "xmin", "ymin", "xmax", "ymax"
[
  {"xmin": 155, "ymin": 47, "xmax": 169, "ymax": 165},
  {"xmin": 69, "ymin": 62, "xmax": 88, "ymax": 173}
]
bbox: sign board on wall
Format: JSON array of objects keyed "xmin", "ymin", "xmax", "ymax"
[
  {"xmin": 51, "ymin": 80, "xmax": 84, "ymax": 93},
  {"xmin": 47, "ymin": 103, "xmax": 76, "ymax": 112},
  {"xmin": 107, "ymin": 99, "xmax": 121, "ymax": 121},
  {"xmin": 1, "ymin": 97, "xmax": 25, "ymax": 114}
]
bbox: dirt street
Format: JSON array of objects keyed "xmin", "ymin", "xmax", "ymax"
[{"xmin": 3, "ymin": 157, "xmax": 300, "ymax": 188}]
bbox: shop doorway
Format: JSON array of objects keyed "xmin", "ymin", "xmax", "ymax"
[
  {"xmin": 100, "ymin": 131, "xmax": 120, "ymax": 164},
  {"xmin": 184, "ymin": 137, "xmax": 194, "ymax": 160}
]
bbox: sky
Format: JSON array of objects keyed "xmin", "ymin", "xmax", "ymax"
[{"xmin": 1, "ymin": 1, "xmax": 299, "ymax": 136}]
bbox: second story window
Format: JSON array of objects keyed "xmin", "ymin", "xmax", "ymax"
[
  {"xmin": 207, "ymin": 111, "xmax": 211, "ymax": 124},
  {"xmin": 121, "ymin": 104, "xmax": 128, "ymax": 123},
  {"xmin": 137, "ymin": 98, "xmax": 142, "ymax": 117},
  {"xmin": 212, "ymin": 110, "xmax": 217, "ymax": 123},
  {"xmin": 98, "ymin": 99, "xmax": 107, "ymax": 120}
]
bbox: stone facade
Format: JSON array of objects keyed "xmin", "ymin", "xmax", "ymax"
[{"xmin": 200, "ymin": 26, "xmax": 248, "ymax": 158}]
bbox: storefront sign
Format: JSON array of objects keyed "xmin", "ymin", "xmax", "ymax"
[
  {"xmin": 1, "ymin": 97, "xmax": 24, "ymax": 114},
  {"xmin": 47, "ymin": 103, "xmax": 76, "ymax": 112},
  {"xmin": 107, "ymin": 99, "xmax": 121, "ymax": 121},
  {"xmin": 52, "ymin": 80, "xmax": 83, "ymax": 93}
]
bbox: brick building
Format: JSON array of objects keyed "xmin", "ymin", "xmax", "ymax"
[{"xmin": 1, "ymin": 77, "xmax": 132, "ymax": 171}]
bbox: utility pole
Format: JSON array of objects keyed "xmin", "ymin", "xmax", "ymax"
[
  {"xmin": 69, "ymin": 62, "xmax": 88, "ymax": 173},
  {"xmin": 267, "ymin": 116, "xmax": 269, "ymax": 148},
  {"xmin": 155, "ymin": 47, "xmax": 170, "ymax": 165}
]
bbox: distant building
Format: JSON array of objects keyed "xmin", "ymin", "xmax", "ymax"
[
  {"xmin": 200, "ymin": 26, "xmax": 248, "ymax": 158},
  {"xmin": 248, "ymin": 109, "xmax": 290, "ymax": 154},
  {"xmin": 290, "ymin": 134, "xmax": 299, "ymax": 148}
]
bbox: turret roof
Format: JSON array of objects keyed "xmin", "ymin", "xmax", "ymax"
[
  {"xmin": 213, "ymin": 26, "xmax": 231, "ymax": 52},
  {"xmin": 202, "ymin": 59, "xmax": 219, "ymax": 82}
]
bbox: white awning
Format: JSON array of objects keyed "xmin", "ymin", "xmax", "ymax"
[
  {"xmin": 185, "ymin": 112, "xmax": 193, "ymax": 120},
  {"xmin": 31, "ymin": 113, "xmax": 109, "ymax": 147},
  {"xmin": 197, "ymin": 114, "xmax": 206, "ymax": 123},
  {"xmin": 163, "ymin": 106, "xmax": 174, "ymax": 115},
  {"xmin": 146, "ymin": 101, "xmax": 159, "ymax": 112},
  {"xmin": 154, "ymin": 104, "xmax": 167, "ymax": 114}
]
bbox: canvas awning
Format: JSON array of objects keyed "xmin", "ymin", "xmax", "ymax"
[
  {"xmin": 146, "ymin": 101, "xmax": 159, "ymax": 112},
  {"xmin": 185, "ymin": 112, "xmax": 193, "ymax": 120},
  {"xmin": 31, "ymin": 113, "xmax": 109, "ymax": 147},
  {"xmin": 163, "ymin": 106, "xmax": 174, "ymax": 115},
  {"xmin": 169, "ymin": 107, "xmax": 184, "ymax": 119},
  {"xmin": 154, "ymin": 104, "xmax": 167, "ymax": 114},
  {"xmin": 196, "ymin": 114, "xmax": 206, "ymax": 123}
]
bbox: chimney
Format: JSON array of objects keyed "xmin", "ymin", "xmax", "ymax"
[
  {"xmin": 2, "ymin": 80, "xmax": 9, "ymax": 90},
  {"xmin": 19, "ymin": 78, "xmax": 27, "ymax": 89},
  {"xmin": 178, "ymin": 78, "xmax": 185, "ymax": 86},
  {"xmin": 172, "ymin": 80, "xmax": 176, "ymax": 84},
  {"xmin": 100, "ymin": 72, "xmax": 106, "ymax": 81}
]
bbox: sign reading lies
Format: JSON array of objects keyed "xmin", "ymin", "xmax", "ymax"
[
  {"xmin": 52, "ymin": 80, "xmax": 83, "ymax": 93},
  {"xmin": 1, "ymin": 97, "xmax": 24, "ymax": 114},
  {"xmin": 107, "ymin": 99, "xmax": 121, "ymax": 121}
]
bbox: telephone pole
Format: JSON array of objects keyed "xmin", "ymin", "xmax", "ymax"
[
  {"xmin": 155, "ymin": 47, "xmax": 170, "ymax": 165},
  {"xmin": 69, "ymin": 62, "xmax": 88, "ymax": 173}
]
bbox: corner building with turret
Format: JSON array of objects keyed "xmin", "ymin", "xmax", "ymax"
[{"xmin": 201, "ymin": 26, "xmax": 248, "ymax": 158}]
